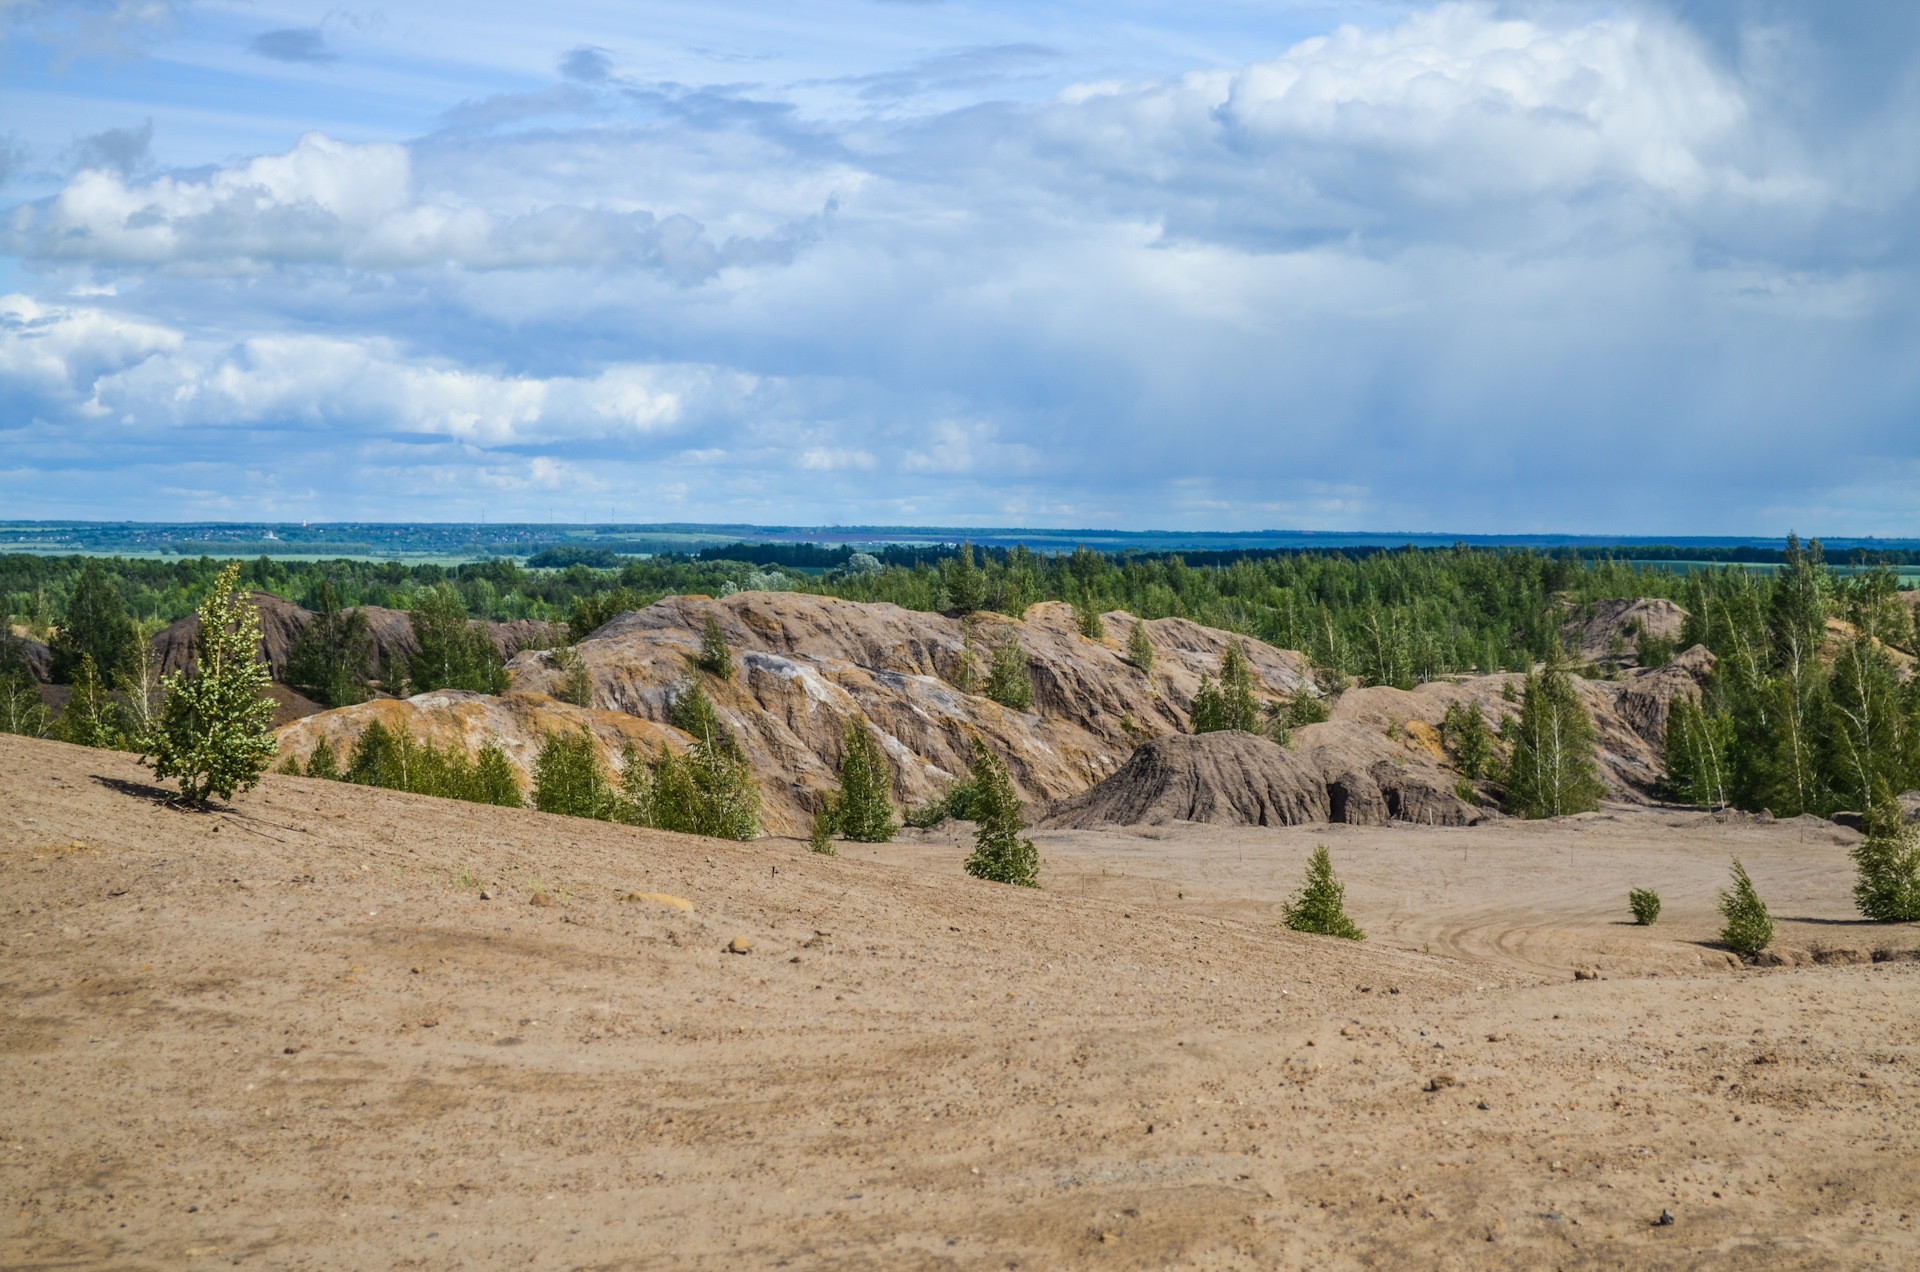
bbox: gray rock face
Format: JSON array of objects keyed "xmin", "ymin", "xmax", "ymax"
[
  {"xmin": 1326, "ymin": 768, "xmax": 1389, "ymax": 826},
  {"xmin": 1614, "ymin": 644, "xmax": 1716, "ymax": 750},
  {"xmin": 1039, "ymin": 731, "xmax": 1329, "ymax": 829}
]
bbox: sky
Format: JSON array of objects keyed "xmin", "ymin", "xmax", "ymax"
[{"xmin": 1, "ymin": 0, "xmax": 1918, "ymax": 534}]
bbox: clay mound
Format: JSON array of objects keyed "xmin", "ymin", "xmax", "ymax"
[
  {"xmin": 153, "ymin": 591, "xmax": 314, "ymax": 679},
  {"xmin": 1615, "ymin": 644, "xmax": 1715, "ymax": 749},
  {"xmin": 505, "ymin": 593, "xmax": 1311, "ymax": 835},
  {"xmin": 7, "ymin": 635, "xmax": 54, "ymax": 682},
  {"xmin": 1561, "ymin": 597, "xmax": 1686, "ymax": 664},
  {"xmin": 1041, "ymin": 731, "xmax": 1329, "ymax": 829},
  {"xmin": 275, "ymin": 689, "xmax": 688, "ymax": 786}
]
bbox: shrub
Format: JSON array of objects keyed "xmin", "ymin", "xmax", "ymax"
[
  {"xmin": 305, "ymin": 735, "xmax": 341, "ymax": 781},
  {"xmin": 0, "ymin": 669, "xmax": 49, "ymax": 738},
  {"xmin": 552, "ymin": 642, "xmax": 593, "ymax": 707},
  {"xmin": 962, "ymin": 737, "xmax": 1039, "ymax": 887},
  {"xmin": 808, "ymin": 810, "xmax": 836, "ymax": 855},
  {"xmin": 1628, "ymin": 888, "xmax": 1661, "ymax": 925},
  {"xmin": 1503, "ymin": 667, "xmax": 1604, "ymax": 819},
  {"xmin": 1282, "ymin": 845, "xmax": 1364, "ymax": 940},
  {"xmin": 1637, "ymin": 629, "xmax": 1676, "ymax": 669},
  {"xmin": 831, "ymin": 719, "xmax": 898, "ymax": 843},
  {"xmin": 1852, "ymin": 815, "xmax": 1920, "ymax": 923},
  {"xmin": 145, "ymin": 564, "xmax": 279, "ymax": 803},
  {"xmin": 570, "ymin": 587, "xmax": 641, "ymax": 643},
  {"xmin": 649, "ymin": 734, "xmax": 761, "ymax": 840},
  {"xmin": 1718, "ymin": 858, "xmax": 1775, "ymax": 957},
  {"xmin": 1193, "ymin": 640, "xmax": 1260, "ymax": 734},
  {"xmin": 697, "ymin": 613, "xmax": 734, "ymax": 680},
  {"xmin": 1661, "ymin": 695, "xmax": 1732, "ymax": 809},
  {"xmin": 1441, "ymin": 701, "xmax": 1493, "ymax": 780},
  {"xmin": 1454, "ymin": 777, "xmax": 1480, "ymax": 806},
  {"xmin": 532, "ymin": 728, "xmax": 614, "ymax": 819},
  {"xmin": 471, "ymin": 740, "xmax": 525, "ymax": 808},
  {"xmin": 1125, "ymin": 618, "xmax": 1155, "ymax": 673},
  {"xmin": 905, "ymin": 778, "xmax": 979, "ymax": 828},
  {"xmin": 1286, "ymin": 690, "xmax": 1330, "ymax": 727},
  {"xmin": 984, "ymin": 632, "xmax": 1032, "ymax": 711}
]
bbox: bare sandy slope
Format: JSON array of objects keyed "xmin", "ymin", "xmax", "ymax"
[{"xmin": 4, "ymin": 735, "xmax": 1919, "ymax": 1271}]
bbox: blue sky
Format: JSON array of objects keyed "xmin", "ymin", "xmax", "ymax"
[{"xmin": 2, "ymin": 0, "xmax": 1918, "ymax": 532}]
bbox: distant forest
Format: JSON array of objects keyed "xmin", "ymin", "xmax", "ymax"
[{"xmin": 0, "ymin": 539, "xmax": 1750, "ymax": 685}]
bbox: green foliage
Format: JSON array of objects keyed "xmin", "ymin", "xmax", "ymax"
[
  {"xmin": 113, "ymin": 615, "xmax": 166, "ymax": 749},
  {"xmin": 1718, "ymin": 858, "xmax": 1775, "ymax": 957},
  {"xmin": 1453, "ymin": 777, "xmax": 1480, "ymax": 806},
  {"xmin": 407, "ymin": 584, "xmax": 508, "ymax": 694},
  {"xmin": 1282, "ymin": 845, "xmax": 1364, "ymax": 940},
  {"xmin": 54, "ymin": 653, "xmax": 124, "ymax": 749},
  {"xmin": 145, "ymin": 565, "xmax": 279, "ymax": 803},
  {"xmin": 1662, "ymin": 695, "xmax": 1734, "ymax": 808},
  {"xmin": 905, "ymin": 779, "xmax": 980, "ymax": 828},
  {"xmin": 1503, "ymin": 666, "xmax": 1605, "ymax": 819},
  {"xmin": 1628, "ymin": 888, "xmax": 1662, "ymax": 926},
  {"xmin": 345, "ymin": 720, "xmax": 526, "ymax": 806},
  {"xmin": 532, "ymin": 728, "xmax": 615, "ymax": 819},
  {"xmin": 830, "ymin": 719, "xmax": 898, "ymax": 843},
  {"xmin": 1192, "ymin": 641, "xmax": 1262, "ymax": 734},
  {"xmin": 647, "ymin": 736, "xmax": 762, "ymax": 840},
  {"xmin": 1073, "ymin": 590, "xmax": 1105, "ymax": 640},
  {"xmin": 0, "ymin": 668, "xmax": 49, "ymax": 738},
  {"xmin": 1125, "ymin": 617, "xmax": 1155, "ymax": 674},
  {"xmin": 1441, "ymin": 701, "xmax": 1494, "ymax": 779},
  {"xmin": 1190, "ymin": 675, "xmax": 1223, "ymax": 733},
  {"xmin": 1636, "ymin": 627, "xmax": 1676, "ymax": 669},
  {"xmin": 962, "ymin": 737, "xmax": 1039, "ymax": 887},
  {"xmin": 1852, "ymin": 806, "xmax": 1920, "ymax": 923},
  {"xmin": 1285, "ymin": 689, "xmax": 1330, "ymax": 726},
  {"xmin": 984, "ymin": 631, "xmax": 1033, "ymax": 711},
  {"xmin": 552, "ymin": 641, "xmax": 593, "ymax": 707},
  {"xmin": 668, "ymin": 679, "xmax": 725, "ymax": 743},
  {"xmin": 570, "ymin": 587, "xmax": 641, "ymax": 642},
  {"xmin": 697, "ymin": 613, "xmax": 734, "ymax": 679},
  {"xmin": 950, "ymin": 620, "xmax": 980, "ymax": 693},
  {"xmin": 278, "ymin": 753, "xmax": 302, "ymax": 775},
  {"xmin": 304, "ymin": 735, "xmax": 340, "ymax": 781},
  {"xmin": 807, "ymin": 809, "xmax": 836, "ymax": 855},
  {"xmin": 942, "ymin": 541, "xmax": 989, "ymax": 612},
  {"xmin": 51, "ymin": 559, "xmax": 134, "ymax": 685},
  {"xmin": 284, "ymin": 580, "xmax": 373, "ymax": 707}
]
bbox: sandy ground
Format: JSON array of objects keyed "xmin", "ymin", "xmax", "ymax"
[{"xmin": 4, "ymin": 734, "xmax": 1920, "ymax": 1270}]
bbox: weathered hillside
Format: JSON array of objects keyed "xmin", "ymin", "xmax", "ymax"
[{"xmin": 497, "ymin": 594, "xmax": 1311, "ymax": 835}]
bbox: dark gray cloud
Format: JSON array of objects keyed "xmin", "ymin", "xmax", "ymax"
[
  {"xmin": 67, "ymin": 119, "xmax": 151, "ymax": 175},
  {"xmin": 249, "ymin": 28, "xmax": 339, "ymax": 64},
  {"xmin": 559, "ymin": 45, "xmax": 613, "ymax": 82}
]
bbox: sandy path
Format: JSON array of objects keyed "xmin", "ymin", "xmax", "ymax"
[{"xmin": 5, "ymin": 735, "xmax": 1919, "ymax": 1270}]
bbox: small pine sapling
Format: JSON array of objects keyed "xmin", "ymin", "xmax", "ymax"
[
  {"xmin": 305, "ymin": 735, "xmax": 341, "ymax": 781},
  {"xmin": 1628, "ymin": 888, "xmax": 1661, "ymax": 925},
  {"xmin": 1851, "ymin": 798, "xmax": 1920, "ymax": 923},
  {"xmin": 808, "ymin": 809, "xmax": 836, "ymax": 855},
  {"xmin": 1282, "ymin": 845, "xmax": 1364, "ymax": 940},
  {"xmin": 1125, "ymin": 618, "xmax": 1155, "ymax": 673},
  {"xmin": 984, "ymin": 632, "xmax": 1033, "ymax": 711},
  {"xmin": 1718, "ymin": 858, "xmax": 1775, "ymax": 957},
  {"xmin": 962, "ymin": 737, "xmax": 1039, "ymax": 887},
  {"xmin": 145, "ymin": 564, "xmax": 279, "ymax": 803},
  {"xmin": 697, "ymin": 613, "xmax": 734, "ymax": 680},
  {"xmin": 831, "ymin": 718, "xmax": 898, "ymax": 843},
  {"xmin": 1074, "ymin": 591, "xmax": 1106, "ymax": 640}
]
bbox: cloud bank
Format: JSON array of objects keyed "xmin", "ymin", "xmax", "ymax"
[{"xmin": 3, "ymin": 0, "xmax": 1919, "ymax": 530}]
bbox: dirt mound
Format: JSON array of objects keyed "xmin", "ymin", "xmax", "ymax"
[
  {"xmin": 504, "ymin": 593, "xmax": 1311, "ymax": 834},
  {"xmin": 1561, "ymin": 597, "xmax": 1686, "ymax": 664},
  {"xmin": 275, "ymin": 689, "xmax": 686, "ymax": 782},
  {"xmin": 152, "ymin": 590, "xmax": 314, "ymax": 679},
  {"xmin": 1040, "ymin": 730, "xmax": 1329, "ymax": 828},
  {"xmin": 1615, "ymin": 643, "xmax": 1716, "ymax": 748},
  {"xmin": 7, "ymin": 634, "xmax": 53, "ymax": 681}
]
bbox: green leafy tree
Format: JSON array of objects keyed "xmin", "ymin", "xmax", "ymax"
[
  {"xmin": 1282, "ymin": 845, "xmax": 1364, "ymax": 939},
  {"xmin": 1628, "ymin": 888, "xmax": 1661, "ymax": 925},
  {"xmin": 1192, "ymin": 642, "xmax": 1261, "ymax": 734},
  {"xmin": 1851, "ymin": 795, "xmax": 1920, "ymax": 923},
  {"xmin": 552, "ymin": 640, "xmax": 593, "ymax": 707},
  {"xmin": 1441, "ymin": 701, "xmax": 1493, "ymax": 780},
  {"xmin": 407, "ymin": 584, "xmax": 508, "ymax": 694},
  {"xmin": 532, "ymin": 728, "xmax": 614, "ymax": 819},
  {"xmin": 944, "ymin": 541, "xmax": 988, "ymax": 612},
  {"xmin": 145, "ymin": 564, "xmax": 279, "ymax": 803},
  {"xmin": 962, "ymin": 737, "xmax": 1039, "ymax": 887},
  {"xmin": 472, "ymin": 740, "xmax": 525, "ymax": 807},
  {"xmin": 113, "ymin": 615, "xmax": 166, "ymax": 749},
  {"xmin": 1503, "ymin": 666, "xmax": 1605, "ymax": 818},
  {"xmin": 54, "ymin": 653, "xmax": 122, "ymax": 749},
  {"xmin": 647, "ymin": 734, "xmax": 761, "ymax": 840},
  {"xmin": 697, "ymin": 612, "xmax": 734, "ymax": 680},
  {"xmin": 285, "ymin": 580, "xmax": 373, "ymax": 707},
  {"xmin": 905, "ymin": 779, "xmax": 979, "ymax": 828},
  {"xmin": 346, "ymin": 720, "xmax": 403, "ymax": 787},
  {"xmin": 668, "ymin": 679, "xmax": 725, "ymax": 742},
  {"xmin": 1662, "ymin": 694, "xmax": 1734, "ymax": 809},
  {"xmin": 570, "ymin": 587, "xmax": 641, "ymax": 643},
  {"xmin": 51, "ymin": 559, "xmax": 134, "ymax": 685},
  {"xmin": 1073, "ymin": 589, "xmax": 1106, "ymax": 640},
  {"xmin": 831, "ymin": 718, "xmax": 898, "ymax": 843},
  {"xmin": 0, "ymin": 669, "xmax": 49, "ymax": 738},
  {"xmin": 305, "ymin": 735, "xmax": 341, "ymax": 781},
  {"xmin": 984, "ymin": 631, "xmax": 1033, "ymax": 711},
  {"xmin": 1718, "ymin": 857, "xmax": 1775, "ymax": 957},
  {"xmin": 1190, "ymin": 674, "xmax": 1225, "ymax": 733},
  {"xmin": 807, "ymin": 809, "xmax": 836, "ymax": 855},
  {"xmin": 1125, "ymin": 618, "xmax": 1155, "ymax": 674}
]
